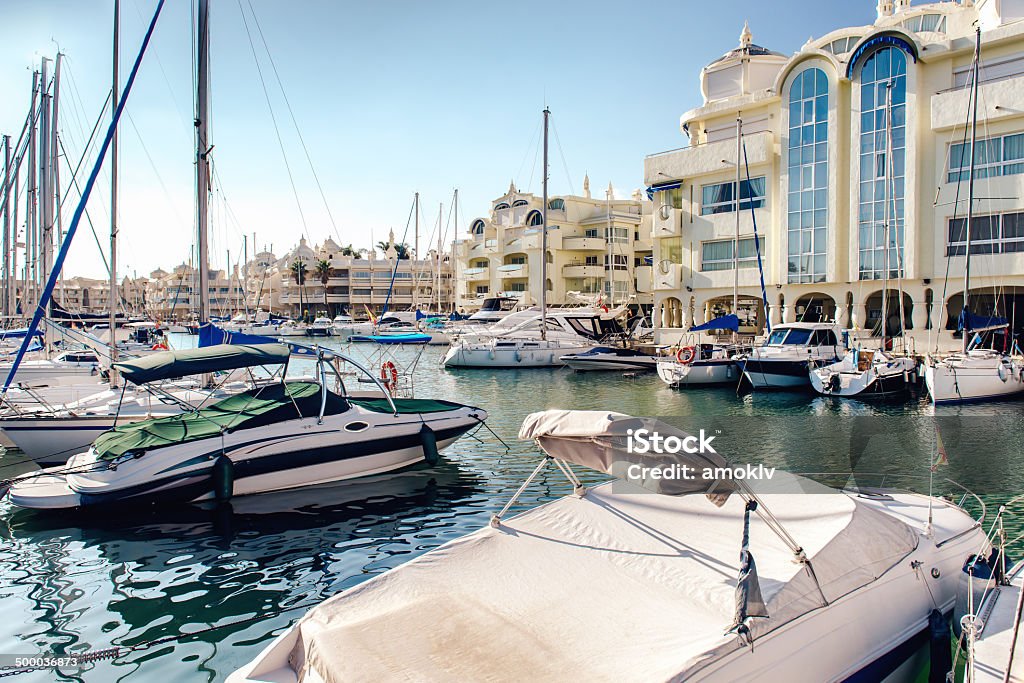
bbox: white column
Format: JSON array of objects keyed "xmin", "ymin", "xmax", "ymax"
[
  {"xmin": 834, "ymin": 304, "xmax": 847, "ymax": 328},
  {"xmin": 911, "ymin": 299, "xmax": 927, "ymax": 331},
  {"xmin": 782, "ymin": 304, "xmax": 796, "ymax": 324}
]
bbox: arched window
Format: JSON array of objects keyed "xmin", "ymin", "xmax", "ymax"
[
  {"xmin": 512, "ymin": 199, "xmax": 528, "ymax": 208},
  {"xmin": 494, "ymin": 202, "xmax": 510, "ymax": 211},
  {"xmin": 857, "ymin": 46, "xmax": 907, "ymax": 281},
  {"xmin": 526, "ymin": 210, "xmax": 543, "ymax": 226},
  {"xmin": 471, "ymin": 219, "xmax": 485, "ymax": 235},
  {"xmin": 547, "ymin": 198, "xmax": 565, "ymax": 211},
  {"xmin": 787, "ymin": 68, "xmax": 829, "ymax": 284}
]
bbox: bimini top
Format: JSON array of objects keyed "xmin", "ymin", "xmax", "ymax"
[
  {"xmin": 114, "ymin": 343, "xmax": 291, "ymax": 385},
  {"xmin": 519, "ymin": 409, "xmax": 736, "ymax": 503}
]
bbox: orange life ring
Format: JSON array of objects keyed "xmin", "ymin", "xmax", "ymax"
[
  {"xmin": 380, "ymin": 361, "xmax": 399, "ymax": 392},
  {"xmin": 151, "ymin": 342, "xmax": 169, "ymax": 351},
  {"xmin": 676, "ymin": 346, "xmax": 696, "ymax": 364}
]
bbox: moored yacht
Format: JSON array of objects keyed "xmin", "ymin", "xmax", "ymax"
[
  {"xmin": 925, "ymin": 348, "xmax": 1024, "ymax": 404},
  {"xmin": 811, "ymin": 348, "xmax": 918, "ymax": 398},
  {"xmin": 560, "ymin": 346, "xmax": 659, "ymax": 372},
  {"xmin": 736, "ymin": 322, "xmax": 845, "ymax": 389},
  {"xmin": 306, "ymin": 317, "xmax": 334, "ymax": 337},
  {"xmin": 7, "ymin": 344, "xmax": 486, "ymax": 509},
  {"xmin": 656, "ymin": 314, "xmax": 745, "ymax": 388}
]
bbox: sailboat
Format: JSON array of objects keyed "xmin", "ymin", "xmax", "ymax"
[
  {"xmin": 443, "ymin": 108, "xmax": 608, "ymax": 369},
  {"xmin": 810, "ymin": 79, "xmax": 916, "ymax": 399},
  {"xmin": 656, "ymin": 117, "xmax": 758, "ymax": 388},
  {"xmin": 925, "ymin": 29, "xmax": 1024, "ymax": 405}
]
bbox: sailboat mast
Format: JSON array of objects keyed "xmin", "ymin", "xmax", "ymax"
[
  {"xmin": 733, "ymin": 114, "xmax": 742, "ymax": 339},
  {"xmin": 413, "ymin": 191, "xmax": 419, "ymax": 311},
  {"xmin": 541, "ymin": 107, "xmax": 549, "ymax": 341},
  {"xmin": 26, "ymin": 71, "xmax": 37, "ymax": 317},
  {"xmin": 109, "ymin": 0, "xmax": 120, "ymax": 375},
  {"xmin": 196, "ymin": 0, "xmax": 211, "ymax": 324},
  {"xmin": 962, "ymin": 27, "xmax": 981, "ymax": 354},
  {"xmin": 52, "ymin": 53, "xmax": 64, "ymax": 310},
  {"xmin": 605, "ymin": 181, "xmax": 611, "ymax": 306},
  {"xmin": 2, "ymin": 135, "xmax": 9, "ymax": 320},
  {"xmin": 881, "ymin": 83, "xmax": 893, "ymax": 349},
  {"xmin": 452, "ymin": 188, "xmax": 458, "ymax": 313},
  {"xmin": 38, "ymin": 57, "xmax": 51, "ymax": 315}
]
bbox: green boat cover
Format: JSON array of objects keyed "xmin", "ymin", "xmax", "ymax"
[
  {"xmin": 113, "ymin": 343, "xmax": 291, "ymax": 385},
  {"xmin": 349, "ymin": 398, "xmax": 469, "ymax": 414},
  {"xmin": 93, "ymin": 381, "xmax": 345, "ymax": 461}
]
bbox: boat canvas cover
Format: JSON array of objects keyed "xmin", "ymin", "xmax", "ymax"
[
  {"xmin": 285, "ymin": 418, "xmax": 920, "ymax": 682},
  {"xmin": 93, "ymin": 382, "xmax": 343, "ymax": 461},
  {"xmin": 690, "ymin": 313, "xmax": 740, "ymax": 333},
  {"xmin": 519, "ymin": 409, "xmax": 736, "ymax": 503},
  {"xmin": 113, "ymin": 343, "xmax": 290, "ymax": 385}
]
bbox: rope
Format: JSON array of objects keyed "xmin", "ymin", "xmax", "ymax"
[{"xmin": 470, "ymin": 413, "xmax": 511, "ymax": 452}]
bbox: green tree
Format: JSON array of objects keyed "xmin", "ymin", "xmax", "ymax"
[
  {"xmin": 290, "ymin": 261, "xmax": 308, "ymax": 320},
  {"xmin": 314, "ymin": 258, "xmax": 333, "ymax": 316},
  {"xmin": 376, "ymin": 241, "xmax": 411, "ymax": 260},
  {"xmin": 340, "ymin": 244, "xmax": 364, "ymax": 257}
]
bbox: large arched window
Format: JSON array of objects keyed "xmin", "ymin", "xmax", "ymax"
[
  {"xmin": 787, "ymin": 68, "xmax": 828, "ymax": 284},
  {"xmin": 547, "ymin": 198, "xmax": 565, "ymax": 211},
  {"xmin": 494, "ymin": 202, "xmax": 510, "ymax": 211},
  {"xmin": 857, "ymin": 46, "xmax": 907, "ymax": 280},
  {"xmin": 471, "ymin": 219, "xmax": 485, "ymax": 236},
  {"xmin": 526, "ymin": 210, "xmax": 543, "ymax": 226},
  {"xmin": 512, "ymin": 200, "xmax": 528, "ymax": 208}
]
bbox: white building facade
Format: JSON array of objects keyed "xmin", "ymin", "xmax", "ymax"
[{"xmin": 646, "ymin": 0, "xmax": 1024, "ymax": 350}]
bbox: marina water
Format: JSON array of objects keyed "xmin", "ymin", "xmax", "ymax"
[{"xmin": 1, "ymin": 337, "xmax": 1022, "ymax": 681}]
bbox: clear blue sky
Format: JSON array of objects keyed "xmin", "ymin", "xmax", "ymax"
[{"xmin": 0, "ymin": 0, "xmax": 877, "ymax": 280}]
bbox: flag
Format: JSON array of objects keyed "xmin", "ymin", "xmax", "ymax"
[
  {"xmin": 931, "ymin": 425, "xmax": 948, "ymax": 472},
  {"xmin": 363, "ymin": 304, "xmax": 376, "ymax": 323}
]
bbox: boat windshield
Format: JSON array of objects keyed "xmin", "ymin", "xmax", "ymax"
[{"xmin": 767, "ymin": 328, "xmax": 812, "ymax": 346}]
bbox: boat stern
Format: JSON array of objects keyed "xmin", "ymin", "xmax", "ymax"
[{"xmin": 8, "ymin": 470, "xmax": 82, "ymax": 509}]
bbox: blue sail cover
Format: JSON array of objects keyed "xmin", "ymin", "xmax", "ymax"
[
  {"xmin": 959, "ymin": 310, "xmax": 1008, "ymax": 332},
  {"xmin": 690, "ymin": 314, "xmax": 740, "ymax": 333},
  {"xmin": 198, "ymin": 323, "xmax": 337, "ymax": 359}
]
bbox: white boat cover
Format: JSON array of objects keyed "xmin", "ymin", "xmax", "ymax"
[{"xmin": 285, "ymin": 414, "xmax": 920, "ymax": 682}]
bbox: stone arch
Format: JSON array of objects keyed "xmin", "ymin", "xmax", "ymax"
[
  {"xmin": 793, "ymin": 292, "xmax": 836, "ymax": 323},
  {"xmin": 866, "ymin": 288, "xmax": 913, "ymax": 336}
]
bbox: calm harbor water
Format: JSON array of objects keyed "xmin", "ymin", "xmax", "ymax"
[{"xmin": 1, "ymin": 338, "xmax": 1022, "ymax": 681}]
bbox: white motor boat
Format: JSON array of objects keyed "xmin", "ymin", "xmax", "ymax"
[
  {"xmin": 0, "ymin": 349, "xmax": 102, "ymax": 385},
  {"xmin": 229, "ymin": 410, "xmax": 985, "ymax": 683},
  {"xmin": 736, "ymin": 322, "xmax": 845, "ymax": 390},
  {"xmin": 811, "ymin": 348, "xmax": 918, "ymax": 398},
  {"xmin": 925, "ymin": 349, "xmax": 1024, "ymax": 405},
  {"xmin": 657, "ymin": 344, "xmax": 740, "ymax": 387},
  {"xmin": 465, "ymin": 295, "xmax": 522, "ymax": 324},
  {"xmin": 7, "ymin": 343, "xmax": 485, "ymax": 509},
  {"xmin": 561, "ymin": 346, "xmax": 658, "ymax": 372},
  {"xmin": 306, "ymin": 317, "xmax": 334, "ymax": 337},
  {"xmin": 276, "ymin": 321, "xmax": 308, "ymax": 337}
]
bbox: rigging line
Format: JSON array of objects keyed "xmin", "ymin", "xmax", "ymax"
[
  {"xmin": 129, "ymin": 0, "xmax": 193, "ymax": 134},
  {"xmin": 124, "ymin": 110, "xmax": 186, "ymax": 225},
  {"xmin": 244, "ymin": 0, "xmax": 342, "ymax": 246},
  {"xmin": 236, "ymin": 0, "xmax": 311, "ymax": 246},
  {"xmin": 515, "ymin": 118, "xmax": 543, "ymax": 190},
  {"xmin": 57, "ymin": 89, "xmax": 112, "ymax": 213},
  {"xmin": 937, "ymin": 45, "xmax": 979, "ymax": 350},
  {"xmin": 526, "ymin": 128, "xmax": 541, "ymax": 194},
  {"xmin": 58, "ymin": 136, "xmax": 111, "ymax": 276},
  {"xmin": 550, "ymin": 116, "xmax": 575, "ymax": 195}
]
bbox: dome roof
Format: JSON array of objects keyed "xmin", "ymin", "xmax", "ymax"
[{"xmin": 706, "ymin": 22, "xmax": 785, "ymax": 69}]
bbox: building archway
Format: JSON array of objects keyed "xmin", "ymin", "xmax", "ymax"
[
  {"xmin": 793, "ymin": 292, "xmax": 836, "ymax": 323},
  {"xmin": 866, "ymin": 289, "xmax": 913, "ymax": 336},
  {"xmin": 704, "ymin": 295, "xmax": 766, "ymax": 334}
]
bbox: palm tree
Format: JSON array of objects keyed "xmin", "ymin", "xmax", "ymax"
[
  {"xmin": 314, "ymin": 258, "xmax": 332, "ymax": 316},
  {"xmin": 376, "ymin": 241, "xmax": 411, "ymax": 260},
  {"xmin": 340, "ymin": 244, "xmax": 363, "ymax": 257},
  {"xmin": 290, "ymin": 260, "xmax": 308, "ymax": 320}
]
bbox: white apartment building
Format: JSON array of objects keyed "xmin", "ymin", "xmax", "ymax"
[
  {"xmin": 645, "ymin": 0, "xmax": 1024, "ymax": 350},
  {"xmin": 146, "ymin": 264, "xmax": 245, "ymax": 320},
  {"xmin": 454, "ymin": 180, "xmax": 654, "ymax": 312}
]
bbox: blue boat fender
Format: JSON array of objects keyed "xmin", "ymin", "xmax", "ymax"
[
  {"xmin": 212, "ymin": 453, "xmax": 234, "ymax": 503},
  {"xmin": 928, "ymin": 608, "xmax": 951, "ymax": 683},
  {"xmin": 420, "ymin": 424, "xmax": 439, "ymax": 465}
]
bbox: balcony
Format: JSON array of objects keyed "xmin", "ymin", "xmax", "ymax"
[
  {"xmin": 653, "ymin": 262, "xmax": 682, "ymax": 291},
  {"xmin": 461, "ymin": 266, "xmax": 489, "ymax": 281},
  {"xmin": 644, "ymin": 129, "xmax": 773, "ymax": 183},
  {"xmin": 563, "ymin": 237, "xmax": 606, "ymax": 251},
  {"xmin": 653, "ymin": 206, "xmax": 681, "ymax": 237},
  {"xmin": 636, "ymin": 265, "xmax": 653, "ymax": 293},
  {"xmin": 562, "ymin": 263, "xmax": 604, "ymax": 278},
  {"xmin": 496, "ymin": 263, "xmax": 528, "ymax": 278}
]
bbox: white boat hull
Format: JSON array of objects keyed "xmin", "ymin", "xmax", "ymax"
[
  {"xmin": 443, "ymin": 341, "xmax": 592, "ymax": 368},
  {"xmin": 925, "ymin": 353, "xmax": 1024, "ymax": 404},
  {"xmin": 657, "ymin": 359, "xmax": 737, "ymax": 386},
  {"xmin": 9, "ymin": 403, "xmax": 484, "ymax": 509},
  {"xmin": 810, "ymin": 355, "xmax": 917, "ymax": 398}
]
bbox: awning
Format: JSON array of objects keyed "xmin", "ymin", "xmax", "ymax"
[
  {"xmin": 646, "ymin": 180, "xmax": 683, "ymax": 199},
  {"xmin": 959, "ymin": 309, "xmax": 1008, "ymax": 332},
  {"xmin": 114, "ymin": 343, "xmax": 290, "ymax": 385},
  {"xmin": 691, "ymin": 314, "xmax": 740, "ymax": 333}
]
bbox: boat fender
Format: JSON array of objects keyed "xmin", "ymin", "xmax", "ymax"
[
  {"xmin": 420, "ymin": 424, "xmax": 439, "ymax": 465},
  {"xmin": 514, "ymin": 350, "xmax": 521, "ymax": 363},
  {"xmin": 998, "ymin": 364, "xmax": 1008, "ymax": 382},
  {"xmin": 212, "ymin": 454, "xmax": 234, "ymax": 503},
  {"xmin": 928, "ymin": 608, "xmax": 951, "ymax": 683},
  {"xmin": 488, "ymin": 349, "xmax": 495, "ymax": 361}
]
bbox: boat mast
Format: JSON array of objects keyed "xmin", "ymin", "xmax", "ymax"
[
  {"xmin": 109, "ymin": 0, "xmax": 120, "ymax": 382},
  {"xmin": 38, "ymin": 57, "xmax": 51, "ymax": 319},
  {"xmin": 413, "ymin": 191, "xmax": 419, "ymax": 311},
  {"xmin": 881, "ymin": 83, "xmax": 892, "ymax": 351},
  {"xmin": 436, "ymin": 200, "xmax": 443, "ymax": 313},
  {"xmin": 26, "ymin": 71, "xmax": 37, "ymax": 318},
  {"xmin": 52, "ymin": 53, "xmax": 64, "ymax": 310},
  {"xmin": 196, "ymin": 0, "xmax": 211, "ymax": 325},
  {"xmin": 541, "ymin": 107, "xmax": 549, "ymax": 341},
  {"xmin": 962, "ymin": 27, "xmax": 981, "ymax": 354},
  {"xmin": 452, "ymin": 188, "xmax": 458, "ymax": 314},
  {"xmin": 605, "ymin": 181, "xmax": 612, "ymax": 307},
  {"xmin": 2, "ymin": 135, "xmax": 9, "ymax": 321},
  {"xmin": 733, "ymin": 114, "xmax": 742, "ymax": 342}
]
